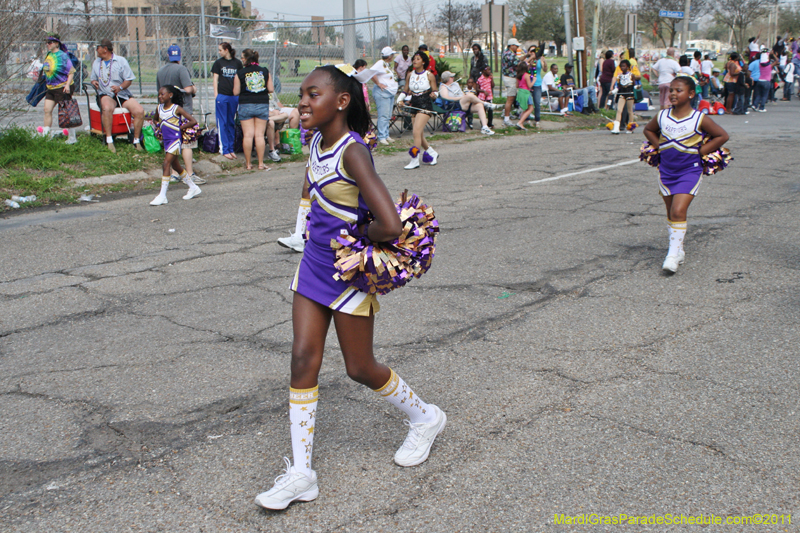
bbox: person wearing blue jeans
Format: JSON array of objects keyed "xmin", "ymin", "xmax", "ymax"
[
  {"xmin": 753, "ymin": 80, "xmax": 770, "ymax": 111},
  {"xmin": 370, "ymin": 47, "xmax": 399, "ymax": 144},
  {"xmin": 211, "ymin": 42, "xmax": 243, "ymax": 159}
]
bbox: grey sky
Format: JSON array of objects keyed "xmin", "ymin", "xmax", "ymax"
[{"xmin": 249, "ymin": 0, "xmax": 454, "ymax": 22}]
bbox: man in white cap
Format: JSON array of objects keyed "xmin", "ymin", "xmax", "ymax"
[
  {"xmin": 156, "ymin": 44, "xmax": 204, "ymax": 185},
  {"xmin": 502, "ymin": 38, "xmax": 521, "ymax": 126},
  {"xmin": 371, "ymin": 46, "xmax": 399, "ymax": 145}
]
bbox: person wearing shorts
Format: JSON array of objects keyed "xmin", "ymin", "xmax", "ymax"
[
  {"xmin": 234, "ymin": 48, "xmax": 274, "ymax": 170},
  {"xmin": 41, "ymin": 33, "xmax": 77, "ymax": 144},
  {"xmin": 502, "ymin": 38, "xmax": 521, "ymax": 126}
]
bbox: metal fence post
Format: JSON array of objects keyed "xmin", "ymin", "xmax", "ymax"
[
  {"xmin": 136, "ymin": 27, "xmax": 142, "ymax": 94},
  {"xmin": 198, "ymin": 10, "xmax": 208, "ymax": 119}
]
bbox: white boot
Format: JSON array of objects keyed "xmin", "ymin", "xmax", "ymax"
[
  {"xmin": 611, "ymin": 121, "xmax": 620, "ymax": 134},
  {"xmin": 423, "ymin": 146, "xmax": 438, "ymax": 165},
  {"xmin": 66, "ymin": 128, "xmax": 77, "ymax": 145},
  {"xmin": 404, "ymin": 147, "xmax": 421, "ymax": 170}
]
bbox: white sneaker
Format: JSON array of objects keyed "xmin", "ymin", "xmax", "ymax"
[
  {"xmin": 254, "ymin": 458, "xmax": 318, "ymax": 511},
  {"xmin": 65, "ymin": 136, "xmax": 78, "ymax": 145},
  {"xmin": 394, "ymin": 405, "xmax": 446, "ymax": 467},
  {"xmin": 379, "ymin": 139, "xmax": 390, "ymax": 145},
  {"xmin": 481, "ymin": 126, "xmax": 495, "ymax": 135},
  {"xmin": 386, "ymin": 136, "xmax": 395, "ymax": 143},
  {"xmin": 662, "ymin": 251, "xmax": 685, "ymax": 273},
  {"xmin": 149, "ymin": 195, "xmax": 168, "ymax": 206},
  {"xmin": 170, "ymin": 174, "xmax": 180, "ymax": 183},
  {"xmin": 277, "ymin": 233, "xmax": 305, "ymax": 253},
  {"xmin": 611, "ymin": 121, "xmax": 620, "ymax": 134},
  {"xmin": 189, "ymin": 173, "xmax": 206, "ymax": 185},
  {"xmin": 269, "ymin": 149, "xmax": 282, "ymax": 162},
  {"xmin": 182, "ymin": 186, "xmax": 202, "ymax": 200},
  {"xmin": 503, "ymin": 117, "xmax": 512, "ymax": 126}
]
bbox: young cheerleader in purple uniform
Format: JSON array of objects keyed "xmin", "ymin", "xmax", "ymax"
[
  {"xmin": 643, "ymin": 75, "xmax": 729, "ymax": 273},
  {"xmin": 254, "ymin": 65, "xmax": 446, "ymax": 511}
]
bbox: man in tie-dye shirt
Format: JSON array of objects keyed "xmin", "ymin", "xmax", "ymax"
[{"xmin": 41, "ymin": 34, "xmax": 77, "ymax": 143}]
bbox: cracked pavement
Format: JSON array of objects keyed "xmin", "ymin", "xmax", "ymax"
[{"xmin": 1, "ymin": 106, "xmax": 798, "ymax": 532}]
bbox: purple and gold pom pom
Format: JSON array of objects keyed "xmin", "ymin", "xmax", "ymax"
[
  {"xmin": 331, "ymin": 190, "xmax": 439, "ymax": 295},
  {"xmin": 300, "ymin": 126, "xmax": 317, "ymax": 145},
  {"xmin": 181, "ymin": 123, "xmax": 201, "ymax": 143},
  {"xmin": 702, "ymin": 147, "xmax": 733, "ymax": 176},
  {"xmin": 363, "ymin": 128, "xmax": 378, "ymax": 151},
  {"xmin": 639, "ymin": 141, "xmax": 660, "ymax": 168}
]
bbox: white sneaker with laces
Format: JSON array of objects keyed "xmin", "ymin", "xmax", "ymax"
[
  {"xmin": 254, "ymin": 458, "xmax": 318, "ymax": 510},
  {"xmin": 149, "ymin": 195, "xmax": 168, "ymax": 206},
  {"xmin": 182, "ymin": 186, "xmax": 202, "ymax": 200},
  {"xmin": 379, "ymin": 138, "xmax": 390, "ymax": 145},
  {"xmin": 503, "ymin": 117, "xmax": 512, "ymax": 126},
  {"xmin": 386, "ymin": 136, "xmax": 396, "ymax": 143},
  {"xmin": 277, "ymin": 232, "xmax": 305, "ymax": 253},
  {"xmin": 481, "ymin": 126, "xmax": 495, "ymax": 135},
  {"xmin": 394, "ymin": 405, "xmax": 447, "ymax": 467},
  {"xmin": 190, "ymin": 173, "xmax": 207, "ymax": 185},
  {"xmin": 269, "ymin": 149, "xmax": 282, "ymax": 162},
  {"xmin": 662, "ymin": 250, "xmax": 685, "ymax": 273}
]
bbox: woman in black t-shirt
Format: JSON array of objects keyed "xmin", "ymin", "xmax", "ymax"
[
  {"xmin": 233, "ymin": 49, "xmax": 273, "ymax": 170},
  {"xmin": 211, "ymin": 42, "xmax": 243, "ymax": 160}
]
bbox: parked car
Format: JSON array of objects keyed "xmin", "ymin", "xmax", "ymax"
[
  {"xmin": 704, "ymin": 50, "xmax": 718, "ymax": 60},
  {"xmin": 684, "ymin": 47, "xmax": 701, "ymax": 57}
]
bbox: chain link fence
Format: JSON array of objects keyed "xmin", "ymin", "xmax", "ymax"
[{"xmin": 0, "ymin": 10, "xmax": 390, "ymax": 126}]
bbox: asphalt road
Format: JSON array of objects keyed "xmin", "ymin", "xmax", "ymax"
[{"xmin": 1, "ymin": 103, "xmax": 798, "ymax": 532}]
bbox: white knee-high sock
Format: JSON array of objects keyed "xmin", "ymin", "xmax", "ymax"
[
  {"xmin": 668, "ymin": 219, "xmax": 687, "ymax": 256},
  {"xmin": 374, "ymin": 369, "xmax": 436, "ymax": 424},
  {"xmin": 159, "ymin": 177, "xmax": 170, "ymax": 196},
  {"xmin": 289, "ymin": 385, "xmax": 318, "ymax": 476},
  {"xmin": 294, "ymin": 198, "xmax": 311, "ymax": 236}
]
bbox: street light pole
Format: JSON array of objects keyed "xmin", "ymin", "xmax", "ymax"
[{"xmin": 680, "ymin": 0, "xmax": 692, "ymax": 52}]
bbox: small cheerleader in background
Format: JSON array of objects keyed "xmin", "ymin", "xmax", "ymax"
[
  {"xmin": 397, "ymin": 51, "xmax": 439, "ymax": 169},
  {"xmin": 255, "ymin": 64, "xmax": 446, "ymax": 511},
  {"xmin": 150, "ymin": 86, "xmax": 202, "ymax": 206},
  {"xmin": 643, "ymin": 75, "xmax": 729, "ymax": 273}
]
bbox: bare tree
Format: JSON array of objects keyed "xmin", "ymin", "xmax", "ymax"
[
  {"xmin": 714, "ymin": 0, "xmax": 771, "ymax": 53},
  {"xmin": 637, "ymin": 0, "xmax": 709, "ymax": 48},
  {"xmin": 434, "ymin": 1, "xmax": 483, "ymax": 75},
  {"xmin": 393, "ymin": 0, "xmax": 434, "ymax": 46},
  {"xmin": 585, "ymin": 0, "xmax": 627, "ymax": 49}
]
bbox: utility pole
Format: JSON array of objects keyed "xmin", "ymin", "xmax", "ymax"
[
  {"xmin": 575, "ymin": 0, "xmax": 587, "ymax": 88},
  {"xmin": 679, "ymin": 0, "xmax": 691, "ymax": 52},
  {"xmin": 448, "ymin": 0, "xmax": 452, "ymax": 53},
  {"xmin": 589, "ymin": 0, "xmax": 599, "ymax": 88}
]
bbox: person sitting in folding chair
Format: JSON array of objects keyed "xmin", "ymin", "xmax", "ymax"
[
  {"xmin": 542, "ymin": 64, "xmax": 569, "ymax": 114},
  {"xmin": 90, "ymin": 39, "xmax": 145, "ymax": 153},
  {"xmin": 437, "ymin": 71, "xmax": 496, "ymax": 135}
]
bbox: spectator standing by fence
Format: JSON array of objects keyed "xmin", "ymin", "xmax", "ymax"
[
  {"xmin": 234, "ymin": 49, "xmax": 274, "ymax": 170},
  {"xmin": 212, "ymin": 42, "xmax": 242, "ymax": 160},
  {"xmin": 156, "ymin": 45, "xmax": 204, "ymax": 184},
  {"xmin": 598, "ymin": 50, "xmax": 616, "ymax": 109},
  {"xmin": 41, "ymin": 34, "xmax": 77, "ymax": 144},
  {"xmin": 371, "ymin": 47, "xmax": 399, "ymax": 146},
  {"xmin": 469, "ymin": 44, "xmax": 488, "ymax": 81},
  {"xmin": 90, "ymin": 39, "xmax": 145, "ymax": 153},
  {"xmin": 501, "ymin": 38, "xmax": 521, "ymax": 126}
]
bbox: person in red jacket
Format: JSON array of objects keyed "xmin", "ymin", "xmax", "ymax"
[{"xmin": 418, "ymin": 44, "xmax": 437, "ymax": 77}]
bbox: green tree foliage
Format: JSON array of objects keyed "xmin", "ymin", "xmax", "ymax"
[
  {"xmin": 509, "ymin": 0, "xmax": 567, "ymax": 54},
  {"xmin": 779, "ymin": 6, "xmax": 800, "ymax": 36},
  {"xmin": 713, "ymin": 0, "xmax": 771, "ymax": 53}
]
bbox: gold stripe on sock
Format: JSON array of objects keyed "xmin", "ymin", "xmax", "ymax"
[
  {"xmin": 178, "ymin": 170, "xmax": 188, "ymax": 179},
  {"xmin": 670, "ymin": 221, "xmax": 687, "ymax": 230},
  {"xmin": 161, "ymin": 176, "xmax": 170, "ymax": 183},
  {"xmin": 300, "ymin": 198, "xmax": 311, "ymax": 208},
  {"xmin": 374, "ymin": 369, "xmax": 399, "ymax": 396},
  {"xmin": 290, "ymin": 385, "xmax": 319, "ymax": 404}
]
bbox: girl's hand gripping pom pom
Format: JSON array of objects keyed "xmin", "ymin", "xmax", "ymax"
[
  {"xmin": 331, "ymin": 190, "xmax": 439, "ymax": 295},
  {"xmin": 639, "ymin": 141, "xmax": 660, "ymax": 168}
]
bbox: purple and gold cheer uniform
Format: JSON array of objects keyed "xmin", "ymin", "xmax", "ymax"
[
  {"xmin": 158, "ymin": 103, "xmax": 182, "ymax": 155},
  {"xmin": 290, "ymin": 131, "xmax": 380, "ymax": 316},
  {"xmin": 657, "ymin": 108, "xmax": 704, "ymax": 196}
]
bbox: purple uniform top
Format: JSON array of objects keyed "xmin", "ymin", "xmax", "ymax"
[
  {"xmin": 657, "ymin": 108, "xmax": 705, "ymax": 196},
  {"xmin": 290, "ymin": 131, "xmax": 380, "ymax": 316}
]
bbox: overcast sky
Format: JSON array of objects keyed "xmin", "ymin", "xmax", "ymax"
[{"xmin": 250, "ymin": 0, "xmax": 454, "ymax": 22}]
